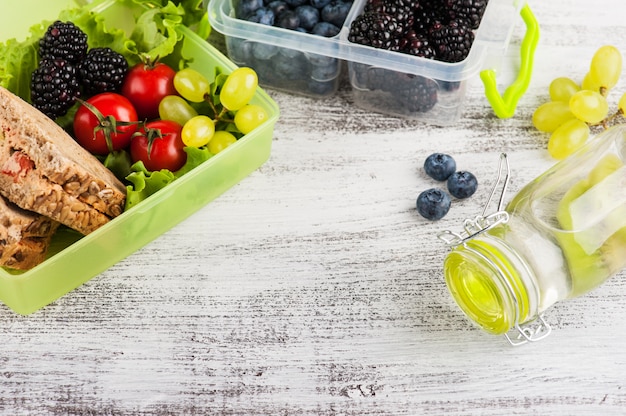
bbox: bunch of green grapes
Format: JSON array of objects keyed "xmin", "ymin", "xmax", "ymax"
[
  {"xmin": 532, "ymin": 45, "xmax": 626, "ymax": 159},
  {"xmin": 163, "ymin": 66, "xmax": 269, "ymax": 154}
]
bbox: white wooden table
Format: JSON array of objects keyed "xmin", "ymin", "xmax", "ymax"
[{"xmin": 2, "ymin": 0, "xmax": 626, "ymax": 414}]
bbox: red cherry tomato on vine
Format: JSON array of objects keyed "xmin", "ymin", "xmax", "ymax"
[
  {"xmin": 121, "ymin": 61, "xmax": 177, "ymax": 120},
  {"xmin": 73, "ymin": 92, "xmax": 138, "ymax": 156},
  {"xmin": 130, "ymin": 120, "xmax": 187, "ymax": 172}
]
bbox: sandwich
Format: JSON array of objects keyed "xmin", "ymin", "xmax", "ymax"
[
  {"xmin": 0, "ymin": 86, "xmax": 126, "ymax": 269},
  {"xmin": 0, "ymin": 195, "xmax": 60, "ymax": 270}
]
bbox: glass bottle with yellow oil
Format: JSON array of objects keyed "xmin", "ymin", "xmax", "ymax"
[{"xmin": 440, "ymin": 125, "xmax": 626, "ymax": 345}]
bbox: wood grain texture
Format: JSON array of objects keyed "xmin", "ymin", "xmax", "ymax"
[{"xmin": 1, "ymin": 0, "xmax": 626, "ymax": 414}]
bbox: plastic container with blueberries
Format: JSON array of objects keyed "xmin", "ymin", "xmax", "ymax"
[{"xmin": 208, "ymin": 0, "xmax": 539, "ymax": 126}]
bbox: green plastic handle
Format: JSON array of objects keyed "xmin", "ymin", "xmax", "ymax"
[{"xmin": 480, "ymin": 4, "xmax": 539, "ymax": 119}]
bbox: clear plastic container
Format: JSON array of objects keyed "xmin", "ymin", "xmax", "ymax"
[
  {"xmin": 208, "ymin": 0, "xmax": 539, "ymax": 125},
  {"xmin": 0, "ymin": 0, "xmax": 279, "ymax": 315},
  {"xmin": 439, "ymin": 126, "xmax": 626, "ymax": 345}
]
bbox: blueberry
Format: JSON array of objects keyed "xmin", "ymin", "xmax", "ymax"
[
  {"xmin": 279, "ymin": 47, "xmax": 305, "ymax": 59},
  {"xmin": 284, "ymin": 0, "xmax": 307, "ymax": 7},
  {"xmin": 308, "ymin": 79, "xmax": 336, "ymax": 95},
  {"xmin": 416, "ymin": 188, "xmax": 451, "ymax": 220},
  {"xmin": 440, "ymin": 80, "xmax": 461, "ymax": 92},
  {"xmin": 228, "ymin": 38, "xmax": 255, "ymax": 63},
  {"xmin": 252, "ymin": 60, "xmax": 276, "ymax": 83},
  {"xmin": 447, "ymin": 171, "xmax": 478, "ymax": 199},
  {"xmin": 236, "ymin": 0, "xmax": 264, "ymax": 18},
  {"xmin": 295, "ymin": 5, "xmax": 320, "ymax": 31},
  {"xmin": 350, "ymin": 63, "xmax": 369, "ymax": 86},
  {"xmin": 311, "ymin": 61, "xmax": 339, "ymax": 80},
  {"xmin": 252, "ymin": 42, "xmax": 279, "ymax": 60},
  {"xmin": 321, "ymin": 1, "xmax": 352, "ymax": 27},
  {"xmin": 276, "ymin": 10, "xmax": 300, "ymax": 30},
  {"xmin": 423, "ymin": 153, "xmax": 456, "ymax": 181},
  {"xmin": 246, "ymin": 7, "xmax": 275, "ymax": 25},
  {"xmin": 311, "ymin": 21, "xmax": 340, "ymax": 37},
  {"xmin": 308, "ymin": 53, "xmax": 336, "ymax": 66},
  {"xmin": 267, "ymin": 0, "xmax": 288, "ymax": 16},
  {"xmin": 273, "ymin": 51, "xmax": 308, "ymax": 80},
  {"xmin": 310, "ymin": 0, "xmax": 332, "ymax": 8}
]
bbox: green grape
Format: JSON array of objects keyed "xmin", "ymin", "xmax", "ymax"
[
  {"xmin": 220, "ymin": 67, "xmax": 258, "ymax": 111},
  {"xmin": 234, "ymin": 104, "xmax": 269, "ymax": 134},
  {"xmin": 569, "ymin": 90, "xmax": 609, "ymax": 124},
  {"xmin": 581, "ymin": 72, "xmax": 602, "ymax": 93},
  {"xmin": 532, "ymin": 101, "xmax": 575, "ymax": 132},
  {"xmin": 549, "ymin": 77, "xmax": 580, "ymax": 102},
  {"xmin": 174, "ymin": 68, "xmax": 211, "ymax": 102},
  {"xmin": 208, "ymin": 130, "xmax": 237, "ymax": 154},
  {"xmin": 548, "ymin": 119, "xmax": 590, "ymax": 160},
  {"xmin": 159, "ymin": 95, "xmax": 198, "ymax": 125},
  {"xmin": 181, "ymin": 115, "xmax": 215, "ymax": 147},
  {"xmin": 589, "ymin": 45, "xmax": 623, "ymax": 91},
  {"xmin": 619, "ymin": 92, "xmax": 626, "ymax": 114}
]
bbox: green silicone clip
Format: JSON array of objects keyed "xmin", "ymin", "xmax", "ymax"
[{"xmin": 480, "ymin": 4, "xmax": 539, "ymax": 119}]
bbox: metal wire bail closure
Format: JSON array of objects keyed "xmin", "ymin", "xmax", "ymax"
[{"xmin": 438, "ymin": 153, "xmax": 552, "ymax": 346}]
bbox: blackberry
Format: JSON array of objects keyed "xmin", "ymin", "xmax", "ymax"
[
  {"xmin": 364, "ymin": 0, "xmax": 419, "ymax": 32},
  {"xmin": 402, "ymin": 30, "xmax": 436, "ymax": 58},
  {"xmin": 447, "ymin": 0, "xmax": 488, "ymax": 30},
  {"xmin": 78, "ymin": 47, "xmax": 129, "ymax": 96},
  {"xmin": 395, "ymin": 74, "xmax": 438, "ymax": 112},
  {"xmin": 38, "ymin": 21, "xmax": 88, "ymax": 63},
  {"xmin": 348, "ymin": 12, "xmax": 403, "ymax": 50},
  {"xmin": 365, "ymin": 67, "xmax": 394, "ymax": 90},
  {"xmin": 410, "ymin": 6, "xmax": 444, "ymax": 38},
  {"xmin": 30, "ymin": 58, "xmax": 81, "ymax": 119},
  {"xmin": 363, "ymin": 0, "xmax": 383, "ymax": 13},
  {"xmin": 419, "ymin": 0, "xmax": 451, "ymax": 24},
  {"xmin": 429, "ymin": 19, "xmax": 474, "ymax": 63}
]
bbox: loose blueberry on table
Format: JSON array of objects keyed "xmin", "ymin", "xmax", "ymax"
[
  {"xmin": 424, "ymin": 153, "xmax": 456, "ymax": 181},
  {"xmin": 416, "ymin": 188, "xmax": 451, "ymax": 221},
  {"xmin": 447, "ymin": 171, "xmax": 478, "ymax": 199}
]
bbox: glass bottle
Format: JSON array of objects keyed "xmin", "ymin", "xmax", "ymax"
[{"xmin": 439, "ymin": 125, "xmax": 626, "ymax": 345}]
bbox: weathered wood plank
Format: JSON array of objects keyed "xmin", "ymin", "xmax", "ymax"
[{"xmin": 1, "ymin": 0, "xmax": 625, "ymax": 414}]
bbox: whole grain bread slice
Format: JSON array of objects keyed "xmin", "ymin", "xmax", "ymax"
[
  {"xmin": 0, "ymin": 86, "xmax": 126, "ymax": 235},
  {"xmin": 0, "ymin": 195, "xmax": 59, "ymax": 270}
]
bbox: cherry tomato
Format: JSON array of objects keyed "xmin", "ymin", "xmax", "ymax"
[
  {"xmin": 74, "ymin": 92, "xmax": 138, "ymax": 155},
  {"xmin": 121, "ymin": 61, "xmax": 177, "ymax": 120},
  {"xmin": 130, "ymin": 120, "xmax": 187, "ymax": 172}
]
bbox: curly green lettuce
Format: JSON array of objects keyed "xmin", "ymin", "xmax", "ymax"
[{"xmin": 124, "ymin": 146, "xmax": 213, "ymax": 210}]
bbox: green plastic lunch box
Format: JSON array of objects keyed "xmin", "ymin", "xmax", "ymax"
[{"xmin": 0, "ymin": 0, "xmax": 279, "ymax": 314}]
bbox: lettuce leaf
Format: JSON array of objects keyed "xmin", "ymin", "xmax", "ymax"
[
  {"xmin": 0, "ymin": 21, "xmax": 52, "ymax": 100},
  {"xmin": 125, "ymin": 146, "xmax": 213, "ymax": 210},
  {"xmin": 125, "ymin": 162, "xmax": 177, "ymax": 210},
  {"xmin": 174, "ymin": 144, "xmax": 214, "ymax": 176},
  {"xmin": 143, "ymin": 0, "xmax": 209, "ymax": 37}
]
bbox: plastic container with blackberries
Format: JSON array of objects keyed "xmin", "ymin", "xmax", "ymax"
[{"xmin": 208, "ymin": 0, "xmax": 538, "ymax": 125}]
